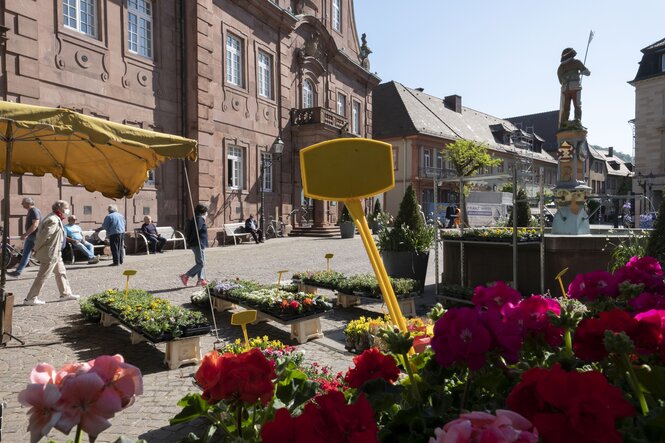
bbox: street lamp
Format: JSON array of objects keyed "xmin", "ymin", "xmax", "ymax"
[{"xmin": 259, "ymin": 137, "xmax": 284, "ymax": 242}]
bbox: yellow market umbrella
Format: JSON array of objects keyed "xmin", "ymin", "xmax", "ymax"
[{"xmin": 0, "ymin": 101, "xmax": 198, "ymax": 344}]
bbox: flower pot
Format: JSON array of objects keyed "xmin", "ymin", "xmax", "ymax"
[
  {"xmin": 381, "ymin": 250, "xmax": 429, "ymax": 293},
  {"xmin": 340, "ymin": 221, "xmax": 356, "ymax": 239}
]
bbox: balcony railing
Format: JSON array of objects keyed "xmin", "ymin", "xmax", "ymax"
[
  {"xmin": 291, "ymin": 107, "xmax": 348, "ymax": 131},
  {"xmin": 418, "ymin": 167, "xmax": 454, "ymax": 179}
]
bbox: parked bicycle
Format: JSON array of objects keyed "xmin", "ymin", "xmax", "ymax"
[
  {"xmin": 264, "ymin": 216, "xmax": 286, "ymax": 240},
  {"xmin": 0, "ymin": 228, "xmax": 39, "ymax": 271},
  {"xmin": 289, "ymin": 207, "xmax": 312, "ymax": 227}
]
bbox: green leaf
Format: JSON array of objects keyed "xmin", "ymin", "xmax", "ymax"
[
  {"xmin": 170, "ymin": 393, "xmax": 210, "ymax": 425},
  {"xmin": 635, "ymin": 365, "xmax": 665, "ymax": 398}
]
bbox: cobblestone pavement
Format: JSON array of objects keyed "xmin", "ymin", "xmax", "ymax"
[{"xmin": 0, "ymin": 236, "xmax": 439, "ymax": 442}]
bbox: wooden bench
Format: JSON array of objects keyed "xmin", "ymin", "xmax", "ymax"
[
  {"xmin": 135, "ymin": 226, "xmax": 186, "ymax": 254},
  {"xmin": 62, "ymin": 230, "xmax": 108, "ymax": 265},
  {"xmin": 223, "ymin": 222, "xmax": 252, "ymax": 245},
  {"xmin": 211, "ymin": 296, "xmax": 325, "ymax": 344}
]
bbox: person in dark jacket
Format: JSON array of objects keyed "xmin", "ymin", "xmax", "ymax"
[
  {"xmin": 180, "ymin": 204, "xmax": 209, "ymax": 287},
  {"xmin": 244, "ymin": 214, "xmax": 263, "ymax": 244},
  {"xmin": 140, "ymin": 215, "xmax": 167, "ymax": 253}
]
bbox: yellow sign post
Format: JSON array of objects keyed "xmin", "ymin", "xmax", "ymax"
[
  {"xmin": 122, "ymin": 270, "xmax": 137, "ymax": 300},
  {"xmin": 555, "ymin": 267, "xmax": 569, "ymax": 298},
  {"xmin": 325, "ymin": 253, "xmax": 334, "ymax": 271},
  {"xmin": 300, "ymin": 138, "xmax": 407, "ymax": 333},
  {"xmin": 231, "ymin": 310, "xmax": 258, "ymax": 349}
]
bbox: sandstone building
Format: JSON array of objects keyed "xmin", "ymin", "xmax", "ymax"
[{"xmin": 0, "ymin": 0, "xmax": 378, "ymax": 239}]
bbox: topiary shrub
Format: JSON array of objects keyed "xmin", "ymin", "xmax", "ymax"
[
  {"xmin": 647, "ymin": 198, "xmax": 665, "ymax": 263},
  {"xmin": 378, "ymin": 185, "xmax": 434, "ymax": 253},
  {"xmin": 508, "ymin": 188, "xmax": 531, "ymax": 227},
  {"xmin": 340, "ymin": 205, "xmax": 352, "ymax": 223},
  {"xmin": 372, "ymin": 199, "xmax": 382, "ymax": 219}
]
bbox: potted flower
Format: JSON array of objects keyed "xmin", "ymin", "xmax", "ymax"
[
  {"xmin": 377, "ymin": 185, "xmax": 434, "ymax": 292},
  {"xmin": 368, "ymin": 199, "xmax": 382, "ymax": 233},
  {"xmin": 339, "ymin": 204, "xmax": 355, "ymax": 239}
]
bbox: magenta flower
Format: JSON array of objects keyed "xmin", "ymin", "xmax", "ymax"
[
  {"xmin": 506, "ymin": 296, "xmax": 563, "ymax": 347},
  {"xmin": 567, "ymin": 271, "xmax": 618, "ymax": 301},
  {"xmin": 432, "ymin": 308, "xmax": 492, "ymax": 370},
  {"xmin": 482, "ymin": 308, "xmax": 524, "ymax": 364},
  {"xmin": 629, "ymin": 292, "xmax": 665, "ymax": 313},
  {"xmin": 429, "ymin": 409, "xmax": 538, "ymax": 443},
  {"xmin": 472, "ymin": 281, "xmax": 521, "ymax": 310},
  {"xmin": 615, "ymin": 256, "xmax": 665, "ymax": 293},
  {"xmin": 18, "ymin": 383, "xmax": 62, "ymax": 443}
]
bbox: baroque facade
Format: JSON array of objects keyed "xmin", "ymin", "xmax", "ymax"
[{"xmin": 0, "ymin": 0, "xmax": 378, "ymax": 238}]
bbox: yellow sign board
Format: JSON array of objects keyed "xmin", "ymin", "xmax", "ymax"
[
  {"xmin": 231, "ymin": 310, "xmax": 258, "ymax": 349},
  {"xmin": 300, "ymin": 138, "xmax": 395, "ymax": 200},
  {"xmin": 122, "ymin": 269, "xmax": 138, "ymax": 300}
]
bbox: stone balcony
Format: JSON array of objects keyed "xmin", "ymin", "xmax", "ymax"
[{"xmin": 290, "ymin": 107, "xmax": 348, "ymax": 132}]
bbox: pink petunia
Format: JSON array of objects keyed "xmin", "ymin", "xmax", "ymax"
[
  {"xmin": 567, "ymin": 271, "xmax": 618, "ymax": 301},
  {"xmin": 472, "ymin": 281, "xmax": 522, "ymax": 310},
  {"xmin": 18, "ymin": 383, "xmax": 62, "ymax": 443}
]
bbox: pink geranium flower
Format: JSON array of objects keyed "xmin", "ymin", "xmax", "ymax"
[
  {"xmin": 88, "ymin": 354, "xmax": 143, "ymax": 410},
  {"xmin": 567, "ymin": 271, "xmax": 618, "ymax": 301},
  {"xmin": 30, "ymin": 363, "xmax": 57, "ymax": 385},
  {"xmin": 629, "ymin": 292, "xmax": 665, "ymax": 313},
  {"xmin": 55, "ymin": 372, "xmax": 115, "ymax": 438},
  {"xmin": 18, "ymin": 383, "xmax": 62, "ymax": 443},
  {"xmin": 482, "ymin": 308, "xmax": 523, "ymax": 364},
  {"xmin": 505, "ymin": 296, "xmax": 563, "ymax": 347},
  {"xmin": 429, "ymin": 409, "xmax": 538, "ymax": 443},
  {"xmin": 472, "ymin": 281, "xmax": 521, "ymax": 310},
  {"xmin": 615, "ymin": 256, "xmax": 665, "ymax": 293}
]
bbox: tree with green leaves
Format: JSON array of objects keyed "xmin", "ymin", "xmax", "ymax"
[{"xmin": 441, "ymin": 139, "xmax": 501, "ymax": 226}]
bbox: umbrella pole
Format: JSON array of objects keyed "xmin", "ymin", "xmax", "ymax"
[{"xmin": 1, "ymin": 121, "xmax": 12, "ymax": 344}]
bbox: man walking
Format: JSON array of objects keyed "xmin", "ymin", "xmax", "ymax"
[
  {"xmin": 64, "ymin": 215, "xmax": 100, "ymax": 264},
  {"xmin": 8, "ymin": 197, "xmax": 41, "ymax": 277},
  {"xmin": 23, "ymin": 200, "xmax": 79, "ymax": 305},
  {"xmin": 98, "ymin": 204, "xmax": 126, "ymax": 266}
]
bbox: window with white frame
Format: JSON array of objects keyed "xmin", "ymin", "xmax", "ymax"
[
  {"xmin": 227, "ymin": 146, "xmax": 243, "ymax": 189},
  {"xmin": 226, "ymin": 33, "xmax": 243, "ymax": 87},
  {"xmin": 63, "ymin": 0, "xmax": 97, "ymax": 37},
  {"xmin": 261, "ymin": 153, "xmax": 273, "ymax": 192},
  {"xmin": 337, "ymin": 92, "xmax": 347, "ymax": 117},
  {"xmin": 332, "ymin": 0, "xmax": 341, "ymax": 31},
  {"xmin": 436, "ymin": 151, "xmax": 443, "ymax": 170},
  {"xmin": 422, "ymin": 147, "xmax": 431, "ymax": 168},
  {"xmin": 128, "ymin": 0, "xmax": 153, "ymax": 58},
  {"xmin": 257, "ymin": 50, "xmax": 272, "ymax": 99},
  {"xmin": 351, "ymin": 100, "xmax": 360, "ymax": 134},
  {"xmin": 303, "ymin": 79, "xmax": 314, "ymax": 108},
  {"xmin": 145, "ymin": 169, "xmax": 155, "ymax": 186}
]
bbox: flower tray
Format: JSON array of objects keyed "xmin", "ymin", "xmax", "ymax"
[
  {"xmin": 335, "ymin": 291, "xmax": 418, "ymax": 316},
  {"xmin": 93, "ymin": 303, "xmax": 206, "ymax": 369}
]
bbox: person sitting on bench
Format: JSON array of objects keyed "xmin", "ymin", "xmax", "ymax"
[
  {"xmin": 64, "ymin": 215, "xmax": 99, "ymax": 264},
  {"xmin": 244, "ymin": 214, "xmax": 263, "ymax": 244},
  {"xmin": 140, "ymin": 216, "xmax": 167, "ymax": 253}
]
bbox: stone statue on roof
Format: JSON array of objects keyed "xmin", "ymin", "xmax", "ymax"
[
  {"xmin": 557, "ymin": 47, "xmax": 590, "ymax": 130},
  {"xmin": 359, "ymin": 33, "xmax": 372, "ymax": 70}
]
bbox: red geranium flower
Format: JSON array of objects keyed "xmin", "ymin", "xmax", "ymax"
[
  {"xmin": 507, "ymin": 364, "xmax": 635, "ymax": 443},
  {"xmin": 290, "ymin": 300, "xmax": 300, "ymax": 310},
  {"xmin": 261, "ymin": 391, "xmax": 378, "ymax": 443},
  {"xmin": 195, "ymin": 349, "xmax": 276, "ymax": 405},
  {"xmin": 574, "ymin": 309, "xmax": 660, "ymax": 361},
  {"xmin": 472, "ymin": 281, "xmax": 521, "ymax": 310},
  {"xmin": 344, "ymin": 348, "xmax": 400, "ymax": 388},
  {"xmin": 567, "ymin": 271, "xmax": 618, "ymax": 301}
]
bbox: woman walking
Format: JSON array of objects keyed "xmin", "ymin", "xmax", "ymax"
[{"xmin": 180, "ymin": 204, "xmax": 209, "ymax": 286}]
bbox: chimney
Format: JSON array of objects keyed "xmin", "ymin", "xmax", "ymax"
[
  {"xmin": 415, "ymin": 87, "xmax": 424, "ymax": 92},
  {"xmin": 444, "ymin": 95, "xmax": 462, "ymax": 113},
  {"xmin": 607, "ymin": 146, "xmax": 613, "ymax": 157}
]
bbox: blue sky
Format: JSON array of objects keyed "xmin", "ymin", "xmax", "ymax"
[{"xmin": 354, "ymin": 1, "xmax": 665, "ymax": 155}]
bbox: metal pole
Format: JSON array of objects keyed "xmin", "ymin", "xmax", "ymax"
[
  {"xmin": 512, "ymin": 166, "xmax": 518, "ymax": 290},
  {"xmin": 539, "ymin": 167, "xmax": 545, "ymax": 294},
  {"xmin": 433, "ymin": 174, "xmax": 439, "ymax": 296},
  {"xmin": 259, "ymin": 155, "xmax": 265, "ymax": 242},
  {"xmin": 1, "ymin": 121, "xmax": 13, "ymax": 343}
]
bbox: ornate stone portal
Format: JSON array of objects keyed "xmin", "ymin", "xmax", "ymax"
[{"xmin": 552, "ymin": 47, "xmax": 592, "ymax": 235}]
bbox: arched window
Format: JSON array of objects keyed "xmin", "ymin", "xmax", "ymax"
[{"xmin": 303, "ymin": 79, "xmax": 315, "ymax": 108}]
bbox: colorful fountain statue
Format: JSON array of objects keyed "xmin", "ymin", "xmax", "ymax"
[{"xmin": 552, "ymin": 48, "xmax": 592, "ymax": 235}]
